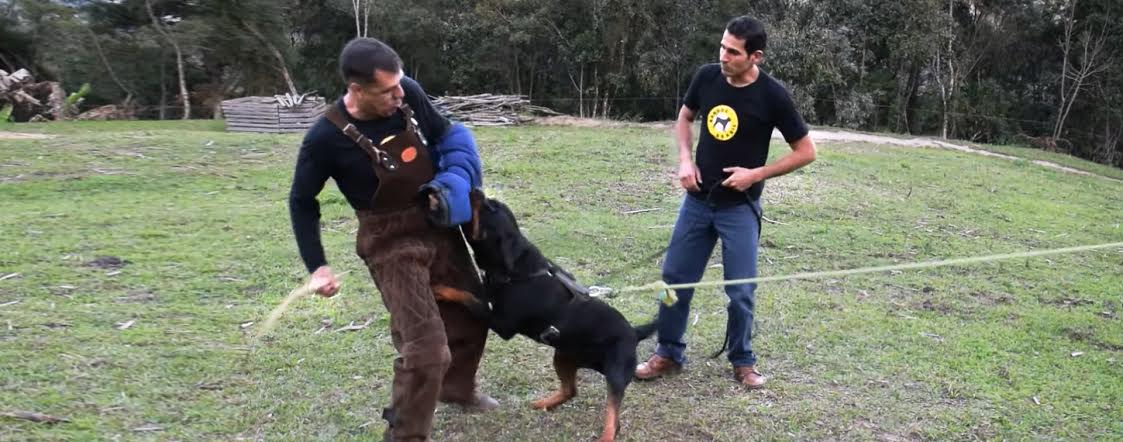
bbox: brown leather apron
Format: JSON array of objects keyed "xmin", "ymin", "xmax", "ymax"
[{"xmin": 325, "ymin": 104, "xmax": 487, "ymax": 441}]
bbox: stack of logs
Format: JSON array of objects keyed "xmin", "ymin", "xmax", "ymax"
[
  {"xmin": 0, "ymin": 69, "xmax": 133, "ymax": 121},
  {"xmin": 431, "ymin": 94, "xmax": 560, "ymax": 126},
  {"xmin": 0, "ymin": 69, "xmax": 66, "ymax": 122}
]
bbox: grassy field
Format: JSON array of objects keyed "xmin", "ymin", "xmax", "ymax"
[{"xmin": 1, "ymin": 120, "xmax": 1121, "ymax": 441}]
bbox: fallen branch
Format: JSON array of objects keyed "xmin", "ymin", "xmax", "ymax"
[
  {"xmin": 621, "ymin": 208, "xmax": 660, "ymax": 215},
  {"xmin": 335, "ymin": 318, "xmax": 373, "ymax": 333},
  {"xmin": 762, "ymin": 215, "xmax": 788, "ymax": 225},
  {"xmin": 0, "ymin": 272, "xmax": 20, "ymax": 281}
]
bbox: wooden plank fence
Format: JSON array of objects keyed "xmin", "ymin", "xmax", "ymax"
[{"xmin": 222, "ymin": 96, "xmax": 326, "ymax": 133}]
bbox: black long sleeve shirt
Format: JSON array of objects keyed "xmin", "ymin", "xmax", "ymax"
[{"xmin": 288, "ymin": 77, "xmax": 450, "ymax": 273}]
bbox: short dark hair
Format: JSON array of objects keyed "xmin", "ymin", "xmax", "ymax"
[
  {"xmin": 726, "ymin": 16, "xmax": 767, "ymax": 53},
  {"xmin": 339, "ymin": 37, "xmax": 402, "ymax": 86}
]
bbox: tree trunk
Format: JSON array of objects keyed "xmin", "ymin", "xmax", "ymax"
[
  {"xmin": 159, "ymin": 55, "xmax": 167, "ymax": 120},
  {"xmin": 577, "ymin": 64, "xmax": 585, "ymax": 118},
  {"xmin": 940, "ymin": 0, "xmax": 954, "ymax": 139},
  {"xmin": 512, "ymin": 51, "xmax": 520, "ymax": 95},
  {"xmin": 145, "ymin": 0, "xmax": 190, "ymax": 120},
  {"xmin": 242, "ymin": 20, "xmax": 298, "ymax": 95},
  {"xmin": 87, "ymin": 27, "xmax": 135, "ymax": 103},
  {"xmin": 905, "ymin": 63, "xmax": 922, "ymax": 134},
  {"xmin": 1053, "ymin": 25, "xmax": 1110, "ymax": 142},
  {"xmin": 352, "ymin": 0, "xmax": 361, "ymax": 38}
]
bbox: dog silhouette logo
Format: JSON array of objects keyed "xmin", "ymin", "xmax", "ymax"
[{"xmin": 706, "ymin": 105, "xmax": 738, "ymax": 141}]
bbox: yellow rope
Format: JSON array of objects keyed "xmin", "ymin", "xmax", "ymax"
[
  {"xmin": 610, "ymin": 241, "xmax": 1123, "ymax": 305},
  {"xmin": 255, "ymin": 270, "xmax": 352, "ymax": 340}
]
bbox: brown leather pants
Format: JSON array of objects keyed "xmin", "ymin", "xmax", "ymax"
[{"xmin": 356, "ymin": 206, "xmax": 487, "ymax": 441}]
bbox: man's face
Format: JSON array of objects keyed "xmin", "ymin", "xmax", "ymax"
[
  {"xmin": 351, "ymin": 68, "xmax": 405, "ymax": 118},
  {"xmin": 718, "ymin": 30, "xmax": 761, "ymax": 78}
]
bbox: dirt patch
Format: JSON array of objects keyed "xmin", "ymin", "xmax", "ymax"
[
  {"xmin": 86, "ymin": 256, "xmax": 129, "ymax": 270},
  {"xmin": 116, "ymin": 290, "xmax": 158, "ymax": 303},
  {"xmin": 971, "ymin": 291, "xmax": 1014, "ymax": 306},
  {"xmin": 1041, "ymin": 296, "xmax": 1096, "ymax": 308},
  {"xmin": 0, "ymin": 131, "xmax": 53, "ymax": 140},
  {"xmin": 799, "ymin": 129, "xmax": 1123, "ymax": 184},
  {"xmin": 1063, "ymin": 326, "xmax": 1123, "ymax": 351}
]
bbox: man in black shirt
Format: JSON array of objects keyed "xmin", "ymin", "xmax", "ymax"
[
  {"xmin": 635, "ymin": 16, "xmax": 816, "ymax": 389},
  {"xmin": 288, "ymin": 38, "xmax": 495, "ymax": 441}
]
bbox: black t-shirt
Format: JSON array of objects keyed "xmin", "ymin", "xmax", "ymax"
[
  {"xmin": 288, "ymin": 76, "xmax": 450, "ymax": 272},
  {"xmin": 682, "ymin": 63, "xmax": 808, "ymax": 206}
]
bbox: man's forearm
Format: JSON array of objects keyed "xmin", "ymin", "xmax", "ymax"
[
  {"xmin": 290, "ymin": 196, "xmax": 327, "ymax": 273},
  {"xmin": 759, "ymin": 136, "xmax": 816, "ymax": 180},
  {"xmin": 676, "ymin": 118, "xmax": 695, "ymax": 162}
]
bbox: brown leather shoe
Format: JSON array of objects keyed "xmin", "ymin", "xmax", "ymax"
[
  {"xmin": 634, "ymin": 354, "xmax": 681, "ymax": 380},
  {"xmin": 442, "ymin": 392, "xmax": 500, "ymax": 413},
  {"xmin": 733, "ymin": 365, "xmax": 766, "ymax": 389}
]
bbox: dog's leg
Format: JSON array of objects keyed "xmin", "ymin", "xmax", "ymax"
[
  {"xmin": 431, "ymin": 285, "xmax": 479, "ymax": 305},
  {"xmin": 598, "ymin": 346, "xmax": 634, "ymax": 442},
  {"xmin": 530, "ymin": 351, "xmax": 577, "ymax": 410},
  {"xmin": 598, "ymin": 379, "xmax": 626, "ymax": 442}
]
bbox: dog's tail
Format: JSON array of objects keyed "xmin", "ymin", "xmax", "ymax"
[{"xmin": 633, "ymin": 319, "xmax": 659, "ymax": 342}]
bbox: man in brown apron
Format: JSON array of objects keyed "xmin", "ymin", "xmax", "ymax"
[{"xmin": 289, "ymin": 38, "xmax": 495, "ymax": 441}]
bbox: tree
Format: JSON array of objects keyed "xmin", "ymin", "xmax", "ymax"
[
  {"xmin": 144, "ymin": 0, "xmax": 190, "ymax": 119},
  {"xmin": 1052, "ymin": 0, "xmax": 1113, "ymax": 146}
]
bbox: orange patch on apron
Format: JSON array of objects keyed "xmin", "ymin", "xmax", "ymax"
[{"xmin": 401, "ymin": 146, "xmax": 418, "ymax": 163}]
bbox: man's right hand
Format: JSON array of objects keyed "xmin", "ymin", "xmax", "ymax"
[
  {"xmin": 309, "ymin": 265, "xmax": 341, "ymax": 297},
  {"xmin": 677, "ymin": 160, "xmax": 702, "ymax": 192}
]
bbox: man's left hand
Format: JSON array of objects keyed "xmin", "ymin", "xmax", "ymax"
[{"xmin": 721, "ymin": 167, "xmax": 765, "ymax": 192}]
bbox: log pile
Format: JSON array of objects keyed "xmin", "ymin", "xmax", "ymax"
[
  {"xmin": 0, "ymin": 69, "xmax": 68, "ymax": 122},
  {"xmin": 431, "ymin": 94, "xmax": 561, "ymax": 126},
  {"xmin": 221, "ymin": 95, "xmax": 327, "ymax": 133}
]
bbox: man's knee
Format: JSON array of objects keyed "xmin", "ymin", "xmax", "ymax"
[
  {"xmin": 401, "ymin": 333, "xmax": 452, "ymax": 370},
  {"xmin": 726, "ymin": 284, "xmax": 756, "ymax": 310},
  {"xmin": 662, "ymin": 261, "xmax": 695, "ymax": 285}
]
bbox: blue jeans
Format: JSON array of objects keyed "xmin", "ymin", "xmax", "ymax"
[{"xmin": 655, "ymin": 195, "xmax": 761, "ymax": 367}]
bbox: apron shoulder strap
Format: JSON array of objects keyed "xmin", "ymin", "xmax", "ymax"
[
  {"xmin": 398, "ymin": 104, "xmax": 429, "ymax": 147},
  {"xmin": 324, "ymin": 104, "xmax": 398, "ymax": 172}
]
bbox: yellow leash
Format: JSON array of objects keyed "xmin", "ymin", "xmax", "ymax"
[
  {"xmin": 596, "ymin": 241, "xmax": 1123, "ymax": 305},
  {"xmin": 256, "ymin": 270, "xmax": 352, "ymax": 340}
]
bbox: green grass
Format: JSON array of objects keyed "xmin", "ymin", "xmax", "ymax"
[
  {"xmin": 960, "ymin": 141, "xmax": 1123, "ymax": 182},
  {"xmin": 1, "ymin": 121, "xmax": 1121, "ymax": 441},
  {"xmin": 1, "ymin": 119, "xmax": 226, "ymax": 134}
]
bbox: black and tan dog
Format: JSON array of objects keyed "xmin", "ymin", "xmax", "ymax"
[{"xmin": 434, "ymin": 195, "xmax": 656, "ymax": 442}]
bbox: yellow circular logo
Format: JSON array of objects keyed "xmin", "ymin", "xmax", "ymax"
[{"xmin": 706, "ymin": 105, "xmax": 738, "ymax": 141}]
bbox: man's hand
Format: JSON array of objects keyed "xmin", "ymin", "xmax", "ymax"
[
  {"xmin": 678, "ymin": 160, "xmax": 702, "ymax": 192},
  {"xmin": 721, "ymin": 167, "xmax": 765, "ymax": 192},
  {"xmin": 309, "ymin": 265, "xmax": 341, "ymax": 297}
]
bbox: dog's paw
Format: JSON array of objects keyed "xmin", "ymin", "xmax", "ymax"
[{"xmin": 529, "ymin": 390, "xmax": 574, "ymax": 411}]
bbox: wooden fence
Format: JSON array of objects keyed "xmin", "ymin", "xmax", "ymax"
[{"xmin": 221, "ymin": 96, "xmax": 326, "ymax": 133}]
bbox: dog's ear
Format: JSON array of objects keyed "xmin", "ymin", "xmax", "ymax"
[
  {"xmin": 468, "ymin": 189, "xmax": 485, "ymax": 240},
  {"xmin": 498, "ymin": 227, "xmax": 522, "ymax": 274}
]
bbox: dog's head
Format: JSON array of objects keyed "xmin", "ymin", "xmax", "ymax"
[{"xmin": 466, "ymin": 192, "xmax": 524, "ymax": 275}]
